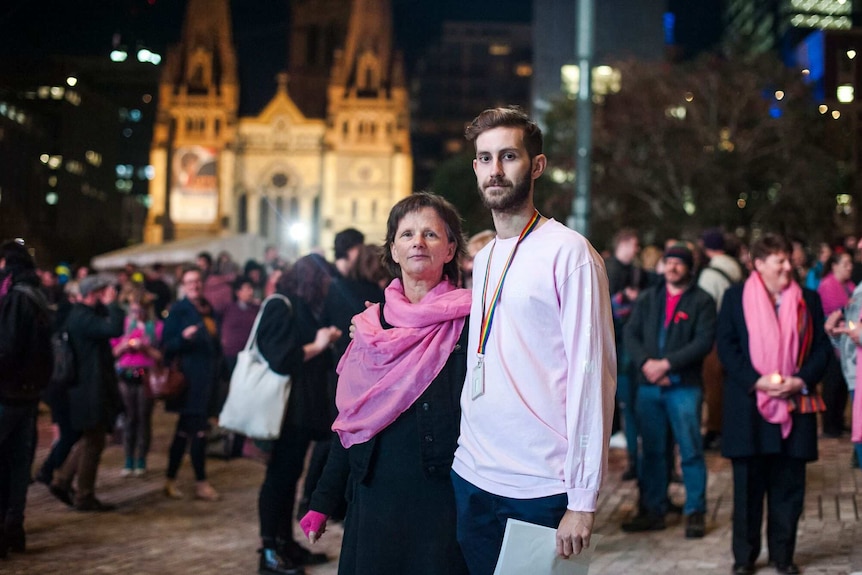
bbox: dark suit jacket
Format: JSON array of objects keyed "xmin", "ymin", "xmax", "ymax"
[
  {"xmin": 624, "ymin": 282, "xmax": 716, "ymax": 387},
  {"xmin": 717, "ymin": 284, "xmax": 830, "ymax": 461}
]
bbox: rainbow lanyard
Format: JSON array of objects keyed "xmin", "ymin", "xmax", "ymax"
[{"xmin": 477, "ymin": 210, "xmax": 541, "ymax": 358}]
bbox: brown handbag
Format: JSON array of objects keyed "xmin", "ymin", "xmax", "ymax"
[{"xmin": 147, "ymin": 358, "xmax": 187, "ymax": 399}]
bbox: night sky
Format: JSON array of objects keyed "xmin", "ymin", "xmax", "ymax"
[{"xmin": 0, "ymin": 0, "xmax": 531, "ymax": 113}]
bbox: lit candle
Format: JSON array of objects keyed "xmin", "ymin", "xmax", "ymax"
[
  {"xmin": 770, "ymin": 373, "xmax": 782, "ymax": 385},
  {"xmin": 849, "ymin": 320, "xmax": 856, "ymax": 330}
]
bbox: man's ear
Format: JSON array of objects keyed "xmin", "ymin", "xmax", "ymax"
[{"xmin": 531, "ymin": 154, "xmax": 547, "ymax": 180}]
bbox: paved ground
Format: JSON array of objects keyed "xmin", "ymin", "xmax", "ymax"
[{"xmin": 4, "ymin": 404, "xmax": 862, "ymax": 574}]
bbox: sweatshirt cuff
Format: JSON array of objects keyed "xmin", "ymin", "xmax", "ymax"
[{"xmin": 566, "ymin": 487, "xmax": 598, "ymax": 512}]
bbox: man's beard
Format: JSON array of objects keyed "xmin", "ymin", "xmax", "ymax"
[{"xmin": 477, "ymin": 170, "xmax": 532, "ymax": 213}]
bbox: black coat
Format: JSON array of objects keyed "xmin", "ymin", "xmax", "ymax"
[
  {"xmin": 0, "ymin": 278, "xmax": 53, "ymax": 404},
  {"xmin": 717, "ymin": 284, "xmax": 830, "ymax": 461},
  {"xmin": 624, "ymin": 282, "xmax": 716, "ymax": 386},
  {"xmin": 65, "ymin": 302, "xmax": 124, "ymax": 431},
  {"xmin": 257, "ymin": 295, "xmax": 334, "ymax": 437},
  {"xmin": 162, "ymin": 298, "xmax": 221, "ymax": 416},
  {"xmin": 310, "ymin": 313, "xmax": 469, "ymax": 575}
]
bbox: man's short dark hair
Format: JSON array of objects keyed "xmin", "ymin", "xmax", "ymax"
[
  {"xmin": 196, "ymin": 251, "xmax": 213, "ymax": 266},
  {"xmin": 464, "ymin": 105, "xmax": 543, "ymax": 159},
  {"xmin": 334, "ymin": 228, "xmax": 365, "ymax": 260},
  {"xmin": 751, "ymin": 234, "xmax": 791, "ymax": 262}
]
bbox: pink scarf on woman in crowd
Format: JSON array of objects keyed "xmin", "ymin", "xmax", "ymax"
[
  {"xmin": 817, "ymin": 273, "xmax": 854, "ymax": 316},
  {"xmin": 332, "ymin": 278, "xmax": 471, "ymax": 448},
  {"xmin": 742, "ymin": 271, "xmax": 804, "ymax": 439}
]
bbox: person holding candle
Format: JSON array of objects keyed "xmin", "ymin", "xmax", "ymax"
[{"xmin": 716, "ymin": 234, "xmax": 831, "ymax": 575}]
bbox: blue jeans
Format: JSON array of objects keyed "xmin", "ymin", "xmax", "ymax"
[
  {"xmin": 635, "ymin": 383, "xmax": 706, "ymax": 516},
  {"xmin": 0, "ymin": 403, "xmax": 38, "ymax": 527},
  {"xmin": 451, "ymin": 471, "xmax": 568, "ymax": 575}
]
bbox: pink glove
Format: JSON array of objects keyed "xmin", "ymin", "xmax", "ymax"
[{"xmin": 300, "ymin": 510, "xmax": 329, "ymax": 538}]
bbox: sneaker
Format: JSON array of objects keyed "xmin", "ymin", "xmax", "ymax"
[
  {"xmin": 609, "ymin": 431, "xmax": 628, "ymax": 449},
  {"xmin": 194, "ymin": 481, "xmax": 220, "ymax": 502},
  {"xmin": 258, "ymin": 547, "xmax": 304, "ymax": 575},
  {"xmin": 49, "ymin": 484, "xmax": 76, "ymax": 507},
  {"xmin": 163, "ymin": 480, "xmax": 184, "ymax": 499},
  {"xmin": 685, "ymin": 511, "xmax": 706, "ymax": 538},
  {"xmin": 621, "ymin": 513, "xmax": 666, "ymax": 532},
  {"xmin": 120, "ymin": 467, "xmax": 134, "ymax": 478}
]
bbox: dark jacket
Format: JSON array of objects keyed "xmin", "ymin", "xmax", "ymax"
[
  {"xmin": 624, "ymin": 282, "xmax": 716, "ymax": 387},
  {"xmin": 310, "ymin": 314, "xmax": 468, "ymax": 516},
  {"xmin": 257, "ymin": 294, "xmax": 334, "ymax": 437},
  {"xmin": 162, "ymin": 297, "xmax": 221, "ymax": 416},
  {"xmin": 717, "ymin": 284, "xmax": 830, "ymax": 461},
  {"xmin": 65, "ymin": 301, "xmax": 124, "ymax": 430},
  {"xmin": 0, "ymin": 277, "xmax": 53, "ymax": 404}
]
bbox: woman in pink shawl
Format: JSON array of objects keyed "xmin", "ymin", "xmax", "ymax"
[
  {"xmin": 299, "ymin": 193, "xmax": 471, "ymax": 575},
  {"xmin": 817, "ymin": 251, "xmax": 854, "ymax": 438},
  {"xmin": 716, "ymin": 234, "xmax": 830, "ymax": 575}
]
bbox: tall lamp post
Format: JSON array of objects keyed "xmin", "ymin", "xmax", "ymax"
[{"xmin": 568, "ymin": 0, "xmax": 595, "ymax": 238}]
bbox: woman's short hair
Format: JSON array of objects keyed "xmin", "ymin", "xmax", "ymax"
[
  {"xmin": 382, "ymin": 192, "xmax": 467, "ymax": 286},
  {"xmin": 750, "ymin": 234, "xmax": 791, "ymax": 262}
]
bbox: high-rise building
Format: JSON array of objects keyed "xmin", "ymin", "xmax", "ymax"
[
  {"xmin": 411, "ymin": 21, "xmax": 532, "ymax": 189},
  {"xmin": 144, "ymin": 0, "xmax": 411, "ymax": 256},
  {"xmin": 724, "ymin": 0, "xmax": 856, "ymax": 57}
]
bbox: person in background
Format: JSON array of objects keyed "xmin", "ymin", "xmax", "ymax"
[
  {"xmin": 300, "ymin": 192, "xmax": 470, "ymax": 575},
  {"xmin": 0, "ymin": 239, "xmax": 53, "ymax": 555},
  {"xmin": 818, "ymin": 251, "xmax": 854, "ymax": 438},
  {"xmin": 606, "ymin": 228, "xmax": 643, "ymax": 482},
  {"xmin": 698, "ymin": 228, "xmax": 744, "ymax": 452},
  {"xmin": 144, "ymin": 264, "xmax": 173, "ymax": 319},
  {"xmin": 790, "ymin": 239, "xmax": 810, "ymax": 286},
  {"xmin": 255, "ymin": 255, "xmax": 341, "ymax": 574},
  {"xmin": 824, "ymin": 282, "xmax": 862, "ymax": 469},
  {"xmin": 218, "ymin": 275, "xmax": 261, "ymax": 458},
  {"xmin": 461, "ymin": 230, "xmax": 496, "ymax": 289},
  {"xmin": 161, "ymin": 267, "xmax": 222, "ymax": 502},
  {"xmin": 111, "ymin": 291, "xmax": 162, "ymax": 477},
  {"xmin": 717, "ymin": 234, "xmax": 830, "ymax": 575},
  {"xmin": 621, "ymin": 242, "xmax": 715, "ymax": 538},
  {"xmin": 805, "ymin": 242, "xmax": 832, "ymax": 290},
  {"xmin": 243, "ymin": 259, "xmax": 267, "ymax": 301},
  {"xmin": 50, "ymin": 275, "xmax": 124, "ymax": 512}
]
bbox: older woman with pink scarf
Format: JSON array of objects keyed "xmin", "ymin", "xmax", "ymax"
[
  {"xmin": 299, "ymin": 193, "xmax": 471, "ymax": 575},
  {"xmin": 717, "ymin": 234, "xmax": 830, "ymax": 575}
]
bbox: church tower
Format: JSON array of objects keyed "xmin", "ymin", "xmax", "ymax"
[
  {"xmin": 144, "ymin": 0, "xmax": 239, "ymax": 243},
  {"xmin": 287, "ymin": 0, "xmax": 352, "ymax": 119},
  {"xmin": 321, "ymin": 0, "xmax": 412, "ymax": 249}
]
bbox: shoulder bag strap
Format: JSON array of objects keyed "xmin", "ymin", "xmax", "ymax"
[{"xmin": 243, "ymin": 293, "xmax": 293, "ymax": 352}]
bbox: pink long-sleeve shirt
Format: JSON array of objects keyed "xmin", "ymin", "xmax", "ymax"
[{"xmin": 452, "ymin": 219, "xmax": 617, "ymax": 512}]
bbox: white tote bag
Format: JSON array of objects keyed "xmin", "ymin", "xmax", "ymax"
[{"xmin": 219, "ymin": 294, "xmax": 293, "ymax": 440}]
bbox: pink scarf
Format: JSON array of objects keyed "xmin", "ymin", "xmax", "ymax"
[
  {"xmin": 742, "ymin": 271, "xmax": 804, "ymax": 439},
  {"xmin": 332, "ymin": 278, "xmax": 471, "ymax": 448}
]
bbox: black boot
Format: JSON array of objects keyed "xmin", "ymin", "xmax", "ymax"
[
  {"xmin": 278, "ymin": 538, "xmax": 328, "ymax": 566},
  {"xmin": 258, "ymin": 547, "xmax": 304, "ymax": 575},
  {"xmin": 5, "ymin": 524, "xmax": 24, "ymax": 553}
]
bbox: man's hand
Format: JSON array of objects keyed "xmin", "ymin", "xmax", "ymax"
[
  {"xmin": 556, "ymin": 510, "xmax": 594, "ymax": 558},
  {"xmin": 641, "ymin": 358, "xmax": 670, "ymax": 384}
]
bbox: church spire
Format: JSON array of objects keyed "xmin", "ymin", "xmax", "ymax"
[{"xmin": 332, "ymin": 0, "xmax": 401, "ymax": 95}]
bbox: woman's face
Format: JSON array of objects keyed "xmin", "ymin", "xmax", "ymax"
[
  {"xmin": 754, "ymin": 251, "xmax": 793, "ymax": 295},
  {"xmin": 390, "ymin": 207, "xmax": 455, "ymax": 285},
  {"xmin": 129, "ymin": 303, "xmax": 145, "ymax": 320},
  {"xmin": 833, "ymin": 253, "xmax": 853, "ymax": 283}
]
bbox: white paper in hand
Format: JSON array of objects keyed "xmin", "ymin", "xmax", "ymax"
[{"xmin": 492, "ymin": 518, "xmax": 602, "ymax": 575}]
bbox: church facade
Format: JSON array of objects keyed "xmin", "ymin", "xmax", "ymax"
[{"xmin": 144, "ymin": 0, "xmax": 412, "ymax": 258}]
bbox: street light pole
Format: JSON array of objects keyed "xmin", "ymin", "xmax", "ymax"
[{"xmin": 568, "ymin": 0, "xmax": 595, "ymax": 238}]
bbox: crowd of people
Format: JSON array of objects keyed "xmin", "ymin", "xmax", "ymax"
[{"xmin": 0, "ymin": 105, "xmax": 858, "ymax": 575}]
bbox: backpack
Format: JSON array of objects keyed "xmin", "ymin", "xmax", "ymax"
[{"xmin": 50, "ymin": 329, "xmax": 76, "ymax": 388}]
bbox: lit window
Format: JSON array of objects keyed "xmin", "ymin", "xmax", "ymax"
[
  {"xmin": 66, "ymin": 76, "xmax": 77, "ymax": 87},
  {"xmin": 38, "ymin": 86, "xmax": 50, "ymax": 99},
  {"xmin": 488, "ymin": 43, "xmax": 511, "ymax": 56},
  {"xmin": 45, "ymin": 192, "xmax": 58, "ymax": 205},
  {"xmin": 837, "ymin": 84, "xmax": 854, "ymax": 103},
  {"xmin": 50, "ymin": 86, "xmax": 64, "ymax": 99},
  {"xmin": 515, "ymin": 64, "xmax": 532, "ymax": 77}
]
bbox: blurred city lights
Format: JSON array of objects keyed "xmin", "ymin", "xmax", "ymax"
[
  {"xmin": 837, "ymin": 85, "xmax": 855, "ymax": 103},
  {"xmin": 684, "ymin": 92, "xmax": 694, "ymax": 102},
  {"xmin": 819, "ymin": 104, "xmax": 829, "ymax": 114},
  {"xmin": 110, "ymin": 50, "xmax": 128, "ymax": 62},
  {"xmin": 848, "ymin": 49, "xmax": 857, "ymax": 60},
  {"xmin": 66, "ymin": 76, "xmax": 77, "ymax": 87},
  {"xmin": 832, "ymin": 110, "xmax": 842, "ymax": 119},
  {"xmin": 774, "ymin": 90, "xmax": 784, "ymax": 100},
  {"xmin": 288, "ymin": 222, "xmax": 309, "ymax": 242},
  {"xmin": 45, "ymin": 192, "xmax": 58, "ymax": 205}
]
